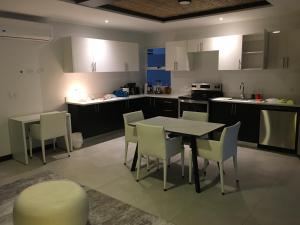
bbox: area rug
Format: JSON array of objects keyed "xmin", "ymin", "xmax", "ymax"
[{"xmin": 0, "ymin": 171, "xmax": 173, "ymax": 225}]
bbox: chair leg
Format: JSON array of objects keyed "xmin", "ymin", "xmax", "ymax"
[
  {"xmin": 168, "ymin": 157, "xmax": 171, "ymax": 168},
  {"xmin": 219, "ymin": 161, "xmax": 225, "ymax": 195},
  {"xmin": 53, "ymin": 138, "xmax": 56, "ymax": 150},
  {"xmin": 188, "ymin": 151, "xmax": 192, "ymax": 184},
  {"xmin": 203, "ymin": 159, "xmax": 209, "ymax": 176},
  {"xmin": 124, "ymin": 141, "xmax": 129, "ymax": 165},
  {"xmin": 147, "ymin": 156, "xmax": 150, "ymax": 171},
  {"xmin": 181, "ymin": 151, "xmax": 184, "ymax": 178},
  {"xmin": 29, "ymin": 136, "xmax": 33, "ymax": 158},
  {"xmin": 163, "ymin": 159, "xmax": 167, "ymax": 191},
  {"xmin": 233, "ymin": 154, "xmax": 239, "ymax": 183},
  {"xmin": 136, "ymin": 153, "xmax": 142, "ymax": 181},
  {"xmin": 41, "ymin": 140, "xmax": 46, "ymax": 164},
  {"xmin": 64, "ymin": 135, "xmax": 70, "ymax": 157}
]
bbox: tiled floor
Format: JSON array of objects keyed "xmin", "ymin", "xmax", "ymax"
[{"xmin": 1, "ymin": 132, "xmax": 299, "ymax": 225}]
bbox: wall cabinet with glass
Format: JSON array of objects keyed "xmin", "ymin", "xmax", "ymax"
[
  {"xmin": 64, "ymin": 37, "xmax": 139, "ymax": 73},
  {"xmin": 241, "ymin": 32, "xmax": 268, "ymax": 70}
]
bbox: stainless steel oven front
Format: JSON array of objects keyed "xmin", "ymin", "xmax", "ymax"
[{"xmin": 178, "ymin": 99, "xmax": 209, "ymax": 117}]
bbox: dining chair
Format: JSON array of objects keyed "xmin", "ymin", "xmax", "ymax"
[
  {"xmin": 188, "ymin": 122, "xmax": 241, "ymax": 195},
  {"xmin": 123, "ymin": 111, "xmax": 149, "ymax": 168},
  {"xmin": 181, "ymin": 111, "xmax": 210, "ymax": 182},
  {"xmin": 28, "ymin": 112, "xmax": 70, "ymax": 164},
  {"xmin": 136, "ymin": 123, "xmax": 184, "ymax": 191}
]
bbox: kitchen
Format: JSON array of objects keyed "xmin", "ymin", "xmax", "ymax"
[{"xmin": 0, "ymin": 1, "xmax": 300, "ymax": 225}]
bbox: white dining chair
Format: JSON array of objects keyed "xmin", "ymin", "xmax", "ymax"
[
  {"xmin": 188, "ymin": 122, "xmax": 241, "ymax": 195},
  {"xmin": 28, "ymin": 112, "xmax": 70, "ymax": 164},
  {"xmin": 136, "ymin": 123, "xmax": 184, "ymax": 191},
  {"xmin": 123, "ymin": 111, "xmax": 147, "ymax": 166},
  {"xmin": 182, "ymin": 111, "xmax": 210, "ymax": 182}
]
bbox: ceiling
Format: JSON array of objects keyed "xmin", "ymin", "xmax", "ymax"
[
  {"xmin": 92, "ymin": 0, "xmax": 271, "ymax": 22},
  {"xmin": 0, "ymin": 0, "xmax": 300, "ymax": 33}
]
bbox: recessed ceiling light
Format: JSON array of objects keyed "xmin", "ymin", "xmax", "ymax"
[
  {"xmin": 219, "ymin": 17, "xmax": 224, "ymax": 21},
  {"xmin": 105, "ymin": 19, "xmax": 109, "ymax": 24},
  {"xmin": 272, "ymin": 30, "xmax": 280, "ymax": 34},
  {"xmin": 178, "ymin": 0, "xmax": 191, "ymax": 5}
]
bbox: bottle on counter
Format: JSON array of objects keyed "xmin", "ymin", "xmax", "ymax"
[{"xmin": 144, "ymin": 83, "xmax": 148, "ymax": 94}]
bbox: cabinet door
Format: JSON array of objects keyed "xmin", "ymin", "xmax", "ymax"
[
  {"xmin": 216, "ymin": 35, "xmax": 243, "ymax": 70},
  {"xmin": 209, "ymin": 101, "xmax": 233, "ymax": 125},
  {"xmin": 123, "ymin": 42, "xmax": 139, "ymax": 71},
  {"xmin": 202, "ymin": 37, "xmax": 219, "ymax": 51},
  {"xmin": 155, "ymin": 98, "xmax": 178, "ymax": 118},
  {"xmin": 187, "ymin": 39, "xmax": 201, "ymax": 52},
  {"xmin": 286, "ymin": 29, "xmax": 300, "ymax": 70},
  {"xmin": 128, "ymin": 98, "xmax": 146, "ymax": 113},
  {"xmin": 166, "ymin": 41, "xmax": 190, "ymax": 71},
  {"xmin": 66, "ymin": 37, "xmax": 94, "ymax": 73},
  {"xmin": 267, "ymin": 31, "xmax": 288, "ymax": 69},
  {"xmin": 235, "ymin": 103, "xmax": 260, "ymax": 143}
]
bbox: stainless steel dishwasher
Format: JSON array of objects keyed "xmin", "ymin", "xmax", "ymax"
[{"xmin": 259, "ymin": 110, "xmax": 298, "ymax": 150}]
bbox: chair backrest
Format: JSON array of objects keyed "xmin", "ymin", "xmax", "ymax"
[
  {"xmin": 219, "ymin": 122, "xmax": 241, "ymax": 160},
  {"xmin": 182, "ymin": 111, "xmax": 208, "ymax": 122},
  {"xmin": 40, "ymin": 112, "xmax": 67, "ymax": 139},
  {"xmin": 123, "ymin": 110, "xmax": 144, "ymax": 138},
  {"xmin": 123, "ymin": 110, "xmax": 144, "ymax": 125},
  {"xmin": 136, "ymin": 123, "xmax": 166, "ymax": 159}
]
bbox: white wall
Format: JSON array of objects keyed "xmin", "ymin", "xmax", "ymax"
[
  {"xmin": 0, "ymin": 21, "xmax": 146, "ymax": 156},
  {"xmin": 145, "ymin": 16, "xmax": 300, "ymax": 101}
]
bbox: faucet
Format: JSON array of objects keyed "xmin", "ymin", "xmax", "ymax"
[{"xmin": 240, "ymin": 82, "xmax": 245, "ymax": 99}]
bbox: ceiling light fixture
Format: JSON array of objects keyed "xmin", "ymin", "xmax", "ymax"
[
  {"xmin": 219, "ymin": 17, "xmax": 224, "ymax": 21},
  {"xmin": 105, "ymin": 19, "xmax": 109, "ymax": 24},
  {"xmin": 178, "ymin": 0, "xmax": 191, "ymax": 5},
  {"xmin": 272, "ymin": 30, "xmax": 280, "ymax": 34}
]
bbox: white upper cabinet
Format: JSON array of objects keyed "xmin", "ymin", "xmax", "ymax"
[
  {"xmin": 64, "ymin": 37, "xmax": 139, "ymax": 73},
  {"xmin": 166, "ymin": 40, "xmax": 191, "ymax": 71},
  {"xmin": 268, "ymin": 29, "xmax": 300, "ymax": 70},
  {"xmin": 187, "ymin": 37, "xmax": 218, "ymax": 52},
  {"xmin": 214, "ymin": 35, "xmax": 243, "ymax": 70}
]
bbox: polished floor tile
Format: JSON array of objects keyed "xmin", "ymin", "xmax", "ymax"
[{"xmin": 1, "ymin": 132, "xmax": 299, "ymax": 225}]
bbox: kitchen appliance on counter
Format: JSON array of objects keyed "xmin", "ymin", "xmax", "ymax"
[
  {"xmin": 125, "ymin": 83, "xmax": 140, "ymax": 95},
  {"xmin": 178, "ymin": 83, "xmax": 223, "ymax": 117},
  {"xmin": 259, "ymin": 110, "xmax": 298, "ymax": 152}
]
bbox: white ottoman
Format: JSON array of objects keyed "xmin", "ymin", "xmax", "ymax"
[{"xmin": 13, "ymin": 180, "xmax": 89, "ymax": 225}]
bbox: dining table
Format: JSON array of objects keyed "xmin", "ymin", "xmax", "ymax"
[{"xmin": 129, "ymin": 116, "xmax": 225, "ymax": 193}]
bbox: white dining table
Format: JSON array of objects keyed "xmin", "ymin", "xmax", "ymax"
[
  {"xmin": 130, "ymin": 116, "xmax": 225, "ymax": 193},
  {"xmin": 8, "ymin": 111, "xmax": 73, "ymax": 165}
]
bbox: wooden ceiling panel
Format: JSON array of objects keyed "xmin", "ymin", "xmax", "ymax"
[{"xmin": 75, "ymin": 0, "xmax": 272, "ymax": 22}]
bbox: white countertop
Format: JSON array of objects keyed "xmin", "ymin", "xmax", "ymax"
[
  {"xmin": 66, "ymin": 94, "xmax": 180, "ymax": 106},
  {"xmin": 211, "ymin": 97, "xmax": 300, "ymax": 108}
]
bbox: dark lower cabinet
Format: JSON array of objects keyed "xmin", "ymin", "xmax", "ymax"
[
  {"xmin": 154, "ymin": 98, "xmax": 178, "ymax": 118},
  {"xmin": 209, "ymin": 101, "xmax": 259, "ymax": 143},
  {"xmin": 68, "ymin": 97, "xmax": 179, "ymax": 139}
]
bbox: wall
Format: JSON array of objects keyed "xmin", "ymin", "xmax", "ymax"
[
  {"xmin": 0, "ymin": 21, "xmax": 147, "ymax": 156},
  {"xmin": 145, "ymin": 16, "xmax": 300, "ymax": 102}
]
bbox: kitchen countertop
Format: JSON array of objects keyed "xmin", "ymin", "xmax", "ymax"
[
  {"xmin": 66, "ymin": 94, "xmax": 181, "ymax": 106},
  {"xmin": 211, "ymin": 97, "xmax": 300, "ymax": 108}
]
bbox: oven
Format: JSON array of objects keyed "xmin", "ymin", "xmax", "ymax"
[
  {"xmin": 178, "ymin": 82, "xmax": 222, "ymax": 117},
  {"xmin": 179, "ymin": 99, "xmax": 209, "ymax": 117}
]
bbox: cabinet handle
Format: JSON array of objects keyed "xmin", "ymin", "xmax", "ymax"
[
  {"xmin": 200, "ymin": 42, "xmax": 203, "ymax": 51},
  {"xmin": 286, "ymin": 57, "xmax": 289, "ymax": 68},
  {"xmin": 163, "ymin": 109, "xmax": 173, "ymax": 112},
  {"xmin": 163, "ymin": 101, "xmax": 173, "ymax": 104},
  {"xmin": 234, "ymin": 104, "xmax": 237, "ymax": 115},
  {"xmin": 230, "ymin": 104, "xmax": 234, "ymax": 116},
  {"xmin": 238, "ymin": 59, "xmax": 241, "ymax": 69},
  {"xmin": 282, "ymin": 58, "xmax": 285, "ymax": 68}
]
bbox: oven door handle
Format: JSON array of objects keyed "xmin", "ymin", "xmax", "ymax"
[{"xmin": 179, "ymin": 99, "xmax": 208, "ymax": 104}]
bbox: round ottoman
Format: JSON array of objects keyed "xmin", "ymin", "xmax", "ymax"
[{"xmin": 13, "ymin": 180, "xmax": 89, "ymax": 225}]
